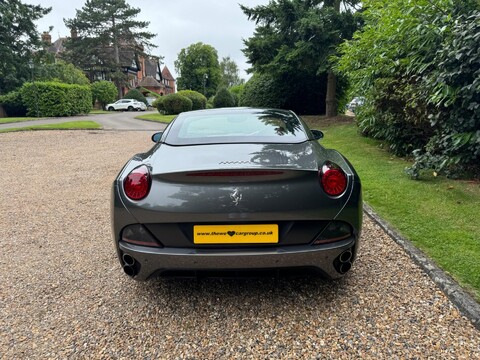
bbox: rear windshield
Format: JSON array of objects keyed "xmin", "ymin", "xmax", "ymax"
[{"xmin": 164, "ymin": 109, "xmax": 309, "ymax": 145}]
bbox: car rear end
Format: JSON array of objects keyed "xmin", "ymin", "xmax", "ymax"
[{"xmin": 112, "ymin": 140, "xmax": 362, "ymax": 280}]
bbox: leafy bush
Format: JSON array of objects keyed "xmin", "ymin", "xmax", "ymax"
[
  {"xmin": 177, "ymin": 90, "xmax": 207, "ymax": 110},
  {"xmin": 21, "ymin": 81, "xmax": 91, "ymax": 117},
  {"xmin": 336, "ymin": 0, "xmax": 480, "ymax": 178},
  {"xmin": 241, "ymin": 72, "xmax": 328, "ymax": 114},
  {"xmin": 91, "ymin": 81, "xmax": 117, "ymax": 109},
  {"xmin": 356, "ymin": 77, "xmax": 433, "ymax": 157},
  {"xmin": 229, "ymin": 84, "xmax": 245, "ymax": 106},
  {"xmin": 36, "ymin": 61, "xmax": 90, "ymax": 85},
  {"xmin": 213, "ymin": 87, "xmax": 236, "ymax": 108},
  {"xmin": 240, "ymin": 73, "xmax": 283, "ymax": 109},
  {"xmin": 162, "ymin": 93, "xmax": 192, "ymax": 114},
  {"xmin": 152, "ymin": 96, "xmax": 165, "ymax": 113},
  {"xmin": 123, "ymin": 88, "xmax": 148, "ymax": 105},
  {"xmin": 0, "ymin": 90, "xmax": 27, "ymax": 117},
  {"xmin": 409, "ymin": 9, "xmax": 480, "ymax": 178}
]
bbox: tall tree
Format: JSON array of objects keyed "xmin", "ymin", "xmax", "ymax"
[
  {"xmin": 63, "ymin": 0, "xmax": 156, "ymax": 97},
  {"xmin": 0, "ymin": 0, "xmax": 51, "ymax": 94},
  {"xmin": 241, "ymin": 0, "xmax": 360, "ymax": 115},
  {"xmin": 174, "ymin": 42, "xmax": 222, "ymax": 98},
  {"xmin": 220, "ymin": 56, "xmax": 244, "ymax": 88}
]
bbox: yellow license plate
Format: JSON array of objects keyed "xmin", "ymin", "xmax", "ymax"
[{"xmin": 194, "ymin": 224, "xmax": 278, "ymax": 244}]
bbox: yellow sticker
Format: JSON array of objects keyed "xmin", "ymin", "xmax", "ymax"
[{"xmin": 194, "ymin": 224, "xmax": 278, "ymax": 244}]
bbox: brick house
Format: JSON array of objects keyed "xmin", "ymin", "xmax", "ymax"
[{"xmin": 42, "ymin": 32, "xmax": 175, "ymax": 97}]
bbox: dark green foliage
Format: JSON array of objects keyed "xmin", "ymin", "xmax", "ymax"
[
  {"xmin": 241, "ymin": 0, "xmax": 360, "ymax": 114},
  {"xmin": 177, "ymin": 90, "xmax": 207, "ymax": 110},
  {"xmin": 219, "ymin": 56, "xmax": 244, "ymax": 88},
  {"xmin": 213, "ymin": 87, "xmax": 236, "ymax": 108},
  {"xmin": 356, "ymin": 77, "xmax": 433, "ymax": 157},
  {"xmin": 240, "ymin": 73, "xmax": 283, "ymax": 109},
  {"xmin": 0, "ymin": 91, "xmax": 27, "ymax": 117},
  {"xmin": 174, "ymin": 43, "xmax": 222, "ymax": 98},
  {"xmin": 161, "ymin": 94, "xmax": 192, "ymax": 115},
  {"xmin": 152, "ymin": 96, "xmax": 165, "ymax": 113},
  {"xmin": 91, "ymin": 81, "xmax": 118, "ymax": 109},
  {"xmin": 410, "ymin": 9, "xmax": 480, "ymax": 178},
  {"xmin": 229, "ymin": 84, "xmax": 245, "ymax": 107},
  {"xmin": 337, "ymin": 0, "xmax": 479, "ymax": 178},
  {"xmin": 123, "ymin": 89, "xmax": 148, "ymax": 105},
  {"xmin": 21, "ymin": 82, "xmax": 91, "ymax": 117},
  {"xmin": 35, "ymin": 61, "xmax": 90, "ymax": 85},
  {"xmin": 240, "ymin": 72, "xmax": 329, "ymax": 114},
  {"xmin": 0, "ymin": 0, "xmax": 51, "ymax": 93}
]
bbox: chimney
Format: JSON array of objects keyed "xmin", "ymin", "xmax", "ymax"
[
  {"xmin": 41, "ymin": 32, "xmax": 51, "ymax": 45},
  {"xmin": 70, "ymin": 28, "xmax": 78, "ymax": 39}
]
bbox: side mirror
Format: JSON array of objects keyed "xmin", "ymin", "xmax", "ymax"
[
  {"xmin": 311, "ymin": 130, "xmax": 324, "ymax": 140},
  {"xmin": 151, "ymin": 132, "xmax": 163, "ymax": 143}
]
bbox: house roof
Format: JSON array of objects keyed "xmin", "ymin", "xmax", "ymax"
[
  {"xmin": 138, "ymin": 76, "xmax": 165, "ymax": 88},
  {"xmin": 161, "ymin": 66, "xmax": 175, "ymax": 80},
  {"xmin": 144, "ymin": 57, "xmax": 162, "ymax": 80},
  {"xmin": 48, "ymin": 37, "xmax": 67, "ymax": 56}
]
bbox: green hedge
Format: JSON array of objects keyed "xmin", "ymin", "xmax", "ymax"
[
  {"xmin": 156, "ymin": 93, "xmax": 192, "ymax": 115},
  {"xmin": 213, "ymin": 87, "xmax": 235, "ymax": 108},
  {"xmin": 0, "ymin": 90, "xmax": 27, "ymax": 117},
  {"xmin": 21, "ymin": 82, "xmax": 91, "ymax": 117},
  {"xmin": 91, "ymin": 81, "xmax": 117, "ymax": 109},
  {"xmin": 177, "ymin": 90, "xmax": 207, "ymax": 110},
  {"xmin": 124, "ymin": 88, "xmax": 148, "ymax": 105}
]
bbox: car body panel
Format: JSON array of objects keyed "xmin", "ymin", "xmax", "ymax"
[{"xmin": 111, "ymin": 108, "xmax": 362, "ymax": 280}]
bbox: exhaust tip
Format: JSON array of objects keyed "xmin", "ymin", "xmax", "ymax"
[
  {"xmin": 123, "ymin": 265, "xmax": 136, "ymax": 277},
  {"xmin": 338, "ymin": 261, "xmax": 352, "ymax": 274},
  {"xmin": 122, "ymin": 253, "xmax": 135, "ymax": 266},
  {"xmin": 334, "ymin": 248, "xmax": 354, "ymax": 274},
  {"xmin": 339, "ymin": 250, "xmax": 352, "ymax": 263}
]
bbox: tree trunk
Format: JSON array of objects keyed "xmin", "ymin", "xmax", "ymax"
[
  {"xmin": 325, "ymin": 71, "xmax": 337, "ymax": 117},
  {"xmin": 324, "ymin": 0, "xmax": 341, "ymax": 117},
  {"xmin": 112, "ymin": 16, "xmax": 122, "ymax": 99}
]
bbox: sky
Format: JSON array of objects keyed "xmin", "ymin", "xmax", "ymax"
[{"xmin": 24, "ymin": 0, "xmax": 270, "ymax": 80}]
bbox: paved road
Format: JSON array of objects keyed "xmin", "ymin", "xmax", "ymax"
[{"xmin": 0, "ymin": 110, "xmax": 167, "ymax": 131}]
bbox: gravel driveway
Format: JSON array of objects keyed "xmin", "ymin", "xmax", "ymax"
[{"xmin": 1, "ymin": 131, "xmax": 479, "ymax": 358}]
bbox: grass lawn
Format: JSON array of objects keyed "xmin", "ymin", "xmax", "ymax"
[
  {"xmin": 0, "ymin": 117, "xmax": 40, "ymax": 124},
  {"xmin": 90, "ymin": 109, "xmax": 109, "ymax": 114},
  {"xmin": 303, "ymin": 116, "xmax": 480, "ymax": 301},
  {"xmin": 0, "ymin": 121, "xmax": 101, "ymax": 133},
  {"xmin": 136, "ymin": 113, "xmax": 175, "ymax": 123},
  {"xmin": 0, "ymin": 109, "xmax": 105, "ymax": 123}
]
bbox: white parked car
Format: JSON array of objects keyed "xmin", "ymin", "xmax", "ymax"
[
  {"xmin": 106, "ymin": 99, "xmax": 147, "ymax": 111},
  {"xmin": 346, "ymin": 97, "xmax": 365, "ymax": 113}
]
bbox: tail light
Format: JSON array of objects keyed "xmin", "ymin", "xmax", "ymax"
[
  {"xmin": 123, "ymin": 165, "xmax": 151, "ymax": 200},
  {"xmin": 320, "ymin": 162, "xmax": 347, "ymax": 196}
]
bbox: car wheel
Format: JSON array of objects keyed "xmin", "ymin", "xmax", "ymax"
[
  {"xmin": 108, "ymin": 107, "xmax": 114, "ymax": 111},
  {"xmin": 128, "ymin": 106, "xmax": 134, "ymax": 111}
]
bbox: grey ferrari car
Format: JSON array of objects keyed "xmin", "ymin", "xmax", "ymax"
[{"xmin": 112, "ymin": 108, "xmax": 362, "ymax": 280}]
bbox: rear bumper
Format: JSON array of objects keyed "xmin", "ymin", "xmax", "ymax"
[{"xmin": 118, "ymin": 238, "xmax": 356, "ymax": 280}]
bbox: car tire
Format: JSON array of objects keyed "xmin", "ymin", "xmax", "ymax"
[
  {"xmin": 127, "ymin": 106, "xmax": 134, "ymax": 111},
  {"xmin": 108, "ymin": 107, "xmax": 114, "ymax": 111}
]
